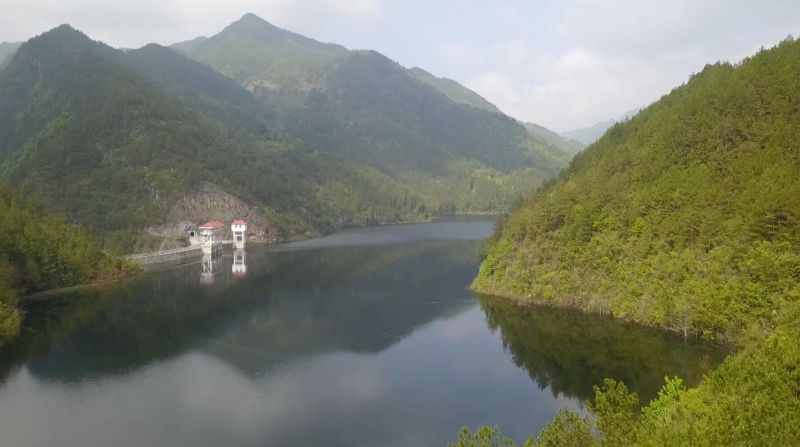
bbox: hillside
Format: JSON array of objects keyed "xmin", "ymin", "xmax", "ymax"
[
  {"xmin": 407, "ymin": 66, "xmax": 500, "ymax": 113},
  {"xmin": 523, "ymin": 122, "xmax": 585, "ymax": 155},
  {"xmin": 0, "ymin": 26, "xmax": 429, "ymax": 252},
  {"xmin": 0, "ymin": 42, "xmax": 21, "ymax": 70},
  {"xmin": 174, "ymin": 13, "xmax": 570, "ymax": 213},
  {"xmin": 460, "ymin": 36, "xmax": 800, "ymax": 447},
  {"xmin": 0, "ymin": 184, "xmax": 129, "ymax": 345},
  {"xmin": 474, "ymin": 37, "xmax": 800, "ymax": 341}
]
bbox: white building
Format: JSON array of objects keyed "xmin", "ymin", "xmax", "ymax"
[
  {"xmin": 231, "ymin": 220, "xmax": 247, "ymax": 248},
  {"xmin": 199, "ymin": 221, "xmax": 224, "ymax": 255}
]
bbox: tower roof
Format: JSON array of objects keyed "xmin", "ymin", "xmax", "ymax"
[{"xmin": 199, "ymin": 220, "xmax": 224, "ymax": 229}]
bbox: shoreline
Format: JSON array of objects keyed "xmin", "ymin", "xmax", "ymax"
[
  {"xmin": 470, "ymin": 285, "xmax": 736, "ymax": 347},
  {"xmin": 23, "ymin": 215, "xmax": 499, "ymax": 301}
]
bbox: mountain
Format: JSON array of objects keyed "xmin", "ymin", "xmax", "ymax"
[
  {"xmin": 466, "ymin": 36, "xmax": 800, "ymax": 447},
  {"xmin": 173, "ymin": 13, "xmax": 570, "ymax": 213},
  {"xmin": 523, "ymin": 121, "xmax": 585, "ymax": 154},
  {"xmin": 172, "ymin": 12, "xmax": 347, "ymax": 106},
  {"xmin": 0, "ymin": 25, "xmax": 428, "ymax": 252},
  {"xmin": 561, "ymin": 108, "xmax": 641, "ymax": 145},
  {"xmin": 474, "ymin": 38, "xmax": 800, "ymax": 341},
  {"xmin": 407, "ymin": 66, "xmax": 500, "ymax": 113},
  {"xmin": 0, "ymin": 42, "xmax": 21, "ymax": 70},
  {"xmin": 403, "ymin": 68, "xmax": 585, "ymax": 155}
]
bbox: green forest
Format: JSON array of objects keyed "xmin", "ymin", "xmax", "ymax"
[
  {"xmin": 0, "ymin": 184, "xmax": 129, "ymax": 345},
  {"xmin": 465, "ymin": 37, "xmax": 800, "ymax": 445},
  {"xmin": 0, "ymin": 20, "xmax": 573, "ymax": 254}
]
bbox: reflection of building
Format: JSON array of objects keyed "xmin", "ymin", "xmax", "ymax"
[
  {"xmin": 231, "ymin": 220, "xmax": 247, "ymax": 248},
  {"xmin": 199, "ymin": 221, "xmax": 224, "ymax": 255},
  {"xmin": 200, "ymin": 253, "xmax": 223, "ymax": 286},
  {"xmin": 232, "ymin": 248, "xmax": 247, "ymax": 278}
]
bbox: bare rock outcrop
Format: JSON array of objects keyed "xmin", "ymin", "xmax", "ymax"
[{"xmin": 146, "ymin": 181, "xmax": 280, "ymax": 243}]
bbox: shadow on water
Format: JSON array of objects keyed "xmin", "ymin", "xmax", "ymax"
[
  {"xmin": 476, "ymin": 294, "xmax": 729, "ymax": 403},
  {"xmin": 0, "ymin": 239, "xmax": 482, "ymax": 384}
]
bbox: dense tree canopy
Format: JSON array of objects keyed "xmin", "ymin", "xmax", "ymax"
[
  {"xmin": 475, "ymin": 37, "xmax": 800, "ymax": 342},
  {"xmin": 462, "ymin": 37, "xmax": 800, "ymax": 447},
  {"xmin": 0, "ymin": 184, "xmax": 128, "ymax": 345}
]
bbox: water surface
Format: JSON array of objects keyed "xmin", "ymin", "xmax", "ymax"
[{"xmin": 0, "ymin": 218, "xmax": 725, "ymax": 446}]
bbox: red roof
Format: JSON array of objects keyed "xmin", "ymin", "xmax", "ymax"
[
  {"xmin": 232, "ymin": 220, "xmax": 247, "ymax": 225},
  {"xmin": 199, "ymin": 220, "xmax": 224, "ymax": 229}
]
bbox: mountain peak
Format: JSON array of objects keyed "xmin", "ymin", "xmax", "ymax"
[
  {"xmin": 224, "ymin": 12, "xmax": 283, "ymax": 36},
  {"xmin": 42, "ymin": 24, "xmax": 84, "ymax": 38},
  {"xmin": 31, "ymin": 24, "xmax": 94, "ymax": 48},
  {"xmin": 202, "ymin": 12, "xmax": 347, "ymax": 54},
  {"xmin": 239, "ymin": 12, "xmax": 265, "ymax": 23}
]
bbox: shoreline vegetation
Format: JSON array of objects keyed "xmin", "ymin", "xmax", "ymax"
[
  {"xmin": 0, "ymin": 184, "xmax": 133, "ymax": 346},
  {"xmin": 7, "ymin": 213, "xmax": 498, "ymax": 345},
  {"xmin": 472, "ymin": 289, "xmax": 734, "ymax": 346},
  {"xmin": 457, "ymin": 37, "xmax": 800, "ymax": 446}
]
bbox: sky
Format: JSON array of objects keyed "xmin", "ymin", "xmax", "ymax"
[{"xmin": 1, "ymin": 0, "xmax": 799, "ymax": 131}]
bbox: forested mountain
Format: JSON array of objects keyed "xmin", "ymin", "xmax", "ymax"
[
  {"xmin": 475, "ymin": 37, "xmax": 800, "ymax": 340},
  {"xmin": 463, "ymin": 36, "xmax": 800, "ymax": 447},
  {"xmin": 173, "ymin": 13, "xmax": 570, "ymax": 213},
  {"xmin": 405, "ymin": 67, "xmax": 585, "ymax": 155},
  {"xmin": 523, "ymin": 122, "xmax": 585, "ymax": 154},
  {"xmin": 0, "ymin": 42, "xmax": 21, "ymax": 70},
  {"xmin": 407, "ymin": 66, "xmax": 500, "ymax": 113},
  {"xmin": 0, "ymin": 25, "xmax": 428, "ymax": 252},
  {"xmin": 0, "ymin": 17, "xmax": 571, "ymax": 254}
]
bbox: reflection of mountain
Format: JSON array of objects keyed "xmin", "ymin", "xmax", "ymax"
[
  {"xmin": 204, "ymin": 242, "xmax": 479, "ymax": 374},
  {"xmin": 477, "ymin": 295, "xmax": 727, "ymax": 402},
  {"xmin": 0, "ymin": 240, "xmax": 480, "ymax": 383}
]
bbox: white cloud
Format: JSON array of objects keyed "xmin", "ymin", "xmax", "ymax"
[
  {"xmin": 458, "ymin": 0, "xmax": 800, "ymax": 130},
  {"xmin": 438, "ymin": 41, "xmax": 484, "ymax": 72},
  {"xmin": 466, "ymin": 72, "xmax": 520, "ymax": 110}
]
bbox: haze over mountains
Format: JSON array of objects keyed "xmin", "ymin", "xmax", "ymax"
[
  {"xmin": 0, "ymin": 42, "xmax": 21, "ymax": 69},
  {"xmin": 171, "ymin": 14, "xmax": 575, "ymax": 195},
  {"xmin": 0, "ymin": 13, "xmax": 577, "ymax": 252},
  {"xmin": 560, "ymin": 108, "xmax": 642, "ymax": 145}
]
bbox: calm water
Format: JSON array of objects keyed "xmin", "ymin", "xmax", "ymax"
[{"xmin": 0, "ymin": 218, "xmax": 725, "ymax": 447}]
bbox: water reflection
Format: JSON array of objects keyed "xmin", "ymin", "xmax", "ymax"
[
  {"xmin": 232, "ymin": 248, "xmax": 247, "ymax": 278},
  {"xmin": 0, "ymin": 240, "xmax": 481, "ymax": 384},
  {"xmin": 0, "ymin": 220, "xmax": 727, "ymax": 447},
  {"xmin": 200, "ymin": 252, "xmax": 224, "ymax": 286},
  {"xmin": 477, "ymin": 295, "xmax": 728, "ymax": 403}
]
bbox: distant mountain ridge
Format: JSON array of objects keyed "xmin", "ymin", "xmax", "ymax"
[
  {"xmin": 523, "ymin": 122, "xmax": 585, "ymax": 154},
  {"xmin": 0, "ymin": 25, "xmax": 429, "ymax": 252},
  {"xmin": 407, "ymin": 66, "xmax": 500, "ymax": 113},
  {"xmin": 0, "ymin": 41, "xmax": 22, "ymax": 70},
  {"xmin": 561, "ymin": 108, "xmax": 642, "ymax": 145},
  {"xmin": 172, "ymin": 13, "xmax": 571, "ymax": 212},
  {"xmin": 0, "ymin": 14, "xmax": 573, "ymax": 251}
]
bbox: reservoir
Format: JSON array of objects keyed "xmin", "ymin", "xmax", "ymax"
[{"xmin": 0, "ymin": 217, "xmax": 725, "ymax": 446}]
